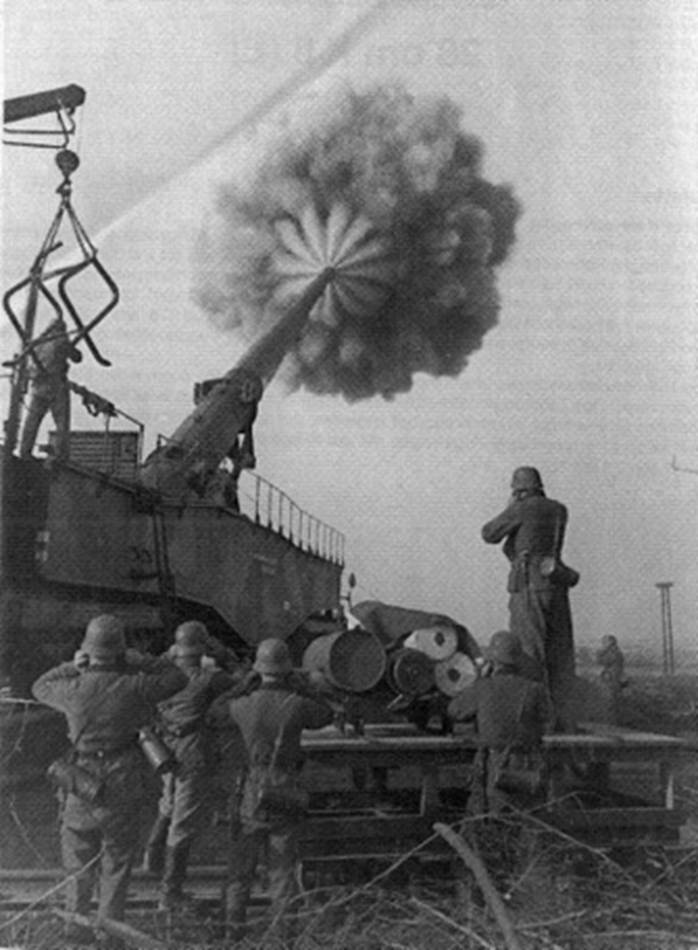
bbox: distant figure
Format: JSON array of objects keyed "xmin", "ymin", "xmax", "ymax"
[
  {"xmin": 31, "ymin": 615, "xmax": 186, "ymax": 945},
  {"xmin": 596, "ymin": 635, "xmax": 626, "ymax": 687},
  {"xmin": 206, "ymin": 464, "xmax": 242, "ymax": 511},
  {"xmin": 595, "ymin": 634, "xmax": 628, "ymax": 724},
  {"xmin": 448, "ymin": 631, "xmax": 552, "ymax": 815},
  {"xmin": 143, "ymin": 621, "xmax": 240, "ymax": 912},
  {"xmin": 228, "ymin": 412, "xmax": 257, "ymax": 476},
  {"xmin": 205, "ymin": 421, "xmax": 257, "ymax": 510},
  {"xmin": 225, "ymin": 421, "xmax": 257, "ymax": 506},
  {"xmin": 223, "ymin": 638, "xmax": 334, "ymax": 942},
  {"xmin": 481, "ymin": 466, "xmax": 579, "ymax": 730},
  {"xmin": 19, "ymin": 317, "xmax": 82, "ymax": 460}
]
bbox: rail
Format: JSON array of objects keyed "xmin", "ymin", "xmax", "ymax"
[
  {"xmin": 13, "ymin": 382, "xmax": 146, "ymax": 477},
  {"xmin": 239, "ymin": 469, "xmax": 345, "ymax": 564},
  {"xmin": 147, "ymin": 433, "xmax": 345, "ymax": 565},
  {"xmin": 69, "ymin": 381, "xmax": 144, "ymax": 463}
]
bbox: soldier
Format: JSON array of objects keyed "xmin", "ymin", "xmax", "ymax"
[
  {"xmin": 19, "ymin": 316, "xmax": 82, "ymax": 460},
  {"xmin": 448, "ymin": 630, "xmax": 552, "ymax": 815},
  {"xmin": 596, "ymin": 635, "xmax": 626, "ymax": 686},
  {"xmin": 223, "ymin": 638, "xmax": 335, "ymax": 941},
  {"xmin": 143, "ymin": 621, "xmax": 239, "ymax": 911},
  {"xmin": 449, "ymin": 631, "xmax": 553, "ymax": 909},
  {"xmin": 481, "ymin": 466, "xmax": 579, "ymax": 729},
  {"xmin": 595, "ymin": 635, "xmax": 628, "ymax": 724},
  {"xmin": 31, "ymin": 615, "xmax": 186, "ymax": 947}
]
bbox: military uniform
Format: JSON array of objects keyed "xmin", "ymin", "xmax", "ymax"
[
  {"xmin": 32, "ymin": 650, "xmax": 185, "ymax": 924},
  {"xmin": 19, "ymin": 318, "xmax": 81, "ymax": 459},
  {"xmin": 224, "ymin": 679, "xmax": 333, "ymax": 935},
  {"xmin": 595, "ymin": 636, "xmax": 627, "ymax": 724},
  {"xmin": 449, "ymin": 670, "xmax": 550, "ymax": 814},
  {"xmin": 150, "ymin": 661, "xmax": 236, "ymax": 904},
  {"xmin": 449, "ymin": 631, "xmax": 553, "ymax": 909},
  {"xmin": 482, "ymin": 471, "xmax": 576, "ymax": 726}
]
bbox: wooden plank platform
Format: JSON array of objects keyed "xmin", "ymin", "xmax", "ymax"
[
  {"xmin": 546, "ymin": 721, "xmax": 688, "ymax": 751},
  {"xmin": 300, "ymin": 721, "xmax": 691, "ymax": 847},
  {"xmin": 303, "ymin": 719, "xmax": 689, "ymax": 751}
]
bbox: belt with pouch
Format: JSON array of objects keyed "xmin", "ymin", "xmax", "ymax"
[{"xmin": 75, "ymin": 741, "xmax": 137, "ymax": 759}]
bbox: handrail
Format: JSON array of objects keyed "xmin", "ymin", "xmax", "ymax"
[
  {"xmin": 68, "ymin": 381, "xmax": 145, "ymax": 469},
  {"xmin": 239, "ymin": 469, "xmax": 345, "ymax": 565},
  {"xmin": 141, "ymin": 433, "xmax": 345, "ymax": 565},
  {"xmin": 33, "ymin": 384, "xmax": 146, "ymax": 479}
]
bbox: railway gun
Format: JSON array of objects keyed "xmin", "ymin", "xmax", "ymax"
[{"xmin": 0, "ymin": 86, "xmax": 693, "ymax": 901}]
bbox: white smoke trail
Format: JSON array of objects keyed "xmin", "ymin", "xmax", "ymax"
[{"xmin": 89, "ymin": 0, "xmax": 401, "ymax": 248}]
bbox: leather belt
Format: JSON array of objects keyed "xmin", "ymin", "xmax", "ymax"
[{"xmin": 76, "ymin": 742, "xmax": 137, "ymax": 758}]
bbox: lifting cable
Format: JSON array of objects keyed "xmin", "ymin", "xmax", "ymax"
[
  {"xmin": 3, "ymin": 85, "xmax": 119, "ymax": 371},
  {"xmin": 3, "ymin": 147, "xmax": 119, "ymax": 369}
]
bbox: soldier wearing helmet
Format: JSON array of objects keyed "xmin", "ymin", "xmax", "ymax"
[
  {"xmin": 448, "ymin": 631, "xmax": 552, "ymax": 815},
  {"xmin": 595, "ymin": 635, "xmax": 627, "ymax": 724},
  {"xmin": 481, "ymin": 467, "xmax": 579, "ymax": 729},
  {"xmin": 19, "ymin": 316, "xmax": 82, "ymax": 460},
  {"xmin": 143, "ymin": 620, "xmax": 240, "ymax": 912},
  {"xmin": 223, "ymin": 637, "xmax": 335, "ymax": 941},
  {"xmin": 31, "ymin": 615, "xmax": 186, "ymax": 944}
]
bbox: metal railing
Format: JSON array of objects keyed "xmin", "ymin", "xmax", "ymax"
[
  {"xmin": 146, "ymin": 432, "xmax": 345, "ymax": 566},
  {"xmin": 43, "ymin": 383, "xmax": 144, "ymax": 479},
  {"xmin": 239, "ymin": 470, "xmax": 344, "ymax": 564}
]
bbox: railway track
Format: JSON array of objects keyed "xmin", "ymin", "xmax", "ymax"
[
  {"xmin": 0, "ymin": 866, "xmax": 230, "ymax": 912},
  {"xmin": 0, "ymin": 853, "xmax": 458, "ymax": 950},
  {"xmin": 0, "ymin": 844, "xmax": 456, "ymax": 914},
  {"xmin": 1, "ymin": 720, "xmax": 691, "ymax": 921}
]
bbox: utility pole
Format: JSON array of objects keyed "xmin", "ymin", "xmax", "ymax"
[{"xmin": 656, "ymin": 582, "xmax": 675, "ymax": 675}]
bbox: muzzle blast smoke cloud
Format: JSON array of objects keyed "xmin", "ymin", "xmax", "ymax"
[{"xmin": 195, "ymin": 84, "xmax": 520, "ymax": 401}]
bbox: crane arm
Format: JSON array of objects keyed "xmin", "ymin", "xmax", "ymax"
[{"xmin": 3, "ymin": 85, "xmax": 86, "ymax": 125}]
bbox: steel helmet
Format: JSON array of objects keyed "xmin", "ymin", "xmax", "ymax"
[
  {"xmin": 511, "ymin": 466, "xmax": 544, "ymax": 493},
  {"xmin": 487, "ymin": 630, "xmax": 524, "ymax": 668},
  {"xmin": 174, "ymin": 620, "xmax": 208, "ymax": 657},
  {"xmin": 253, "ymin": 638, "xmax": 292, "ymax": 675},
  {"xmin": 81, "ymin": 615, "xmax": 126, "ymax": 660}
]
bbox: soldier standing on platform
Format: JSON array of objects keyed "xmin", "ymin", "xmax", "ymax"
[
  {"xmin": 481, "ymin": 466, "xmax": 579, "ymax": 729},
  {"xmin": 32, "ymin": 615, "xmax": 186, "ymax": 947},
  {"xmin": 143, "ymin": 621, "xmax": 239, "ymax": 911},
  {"xmin": 19, "ymin": 316, "xmax": 82, "ymax": 460},
  {"xmin": 223, "ymin": 638, "xmax": 335, "ymax": 942}
]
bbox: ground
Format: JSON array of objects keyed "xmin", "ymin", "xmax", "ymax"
[{"xmin": 2, "ymin": 668, "xmax": 698, "ymax": 948}]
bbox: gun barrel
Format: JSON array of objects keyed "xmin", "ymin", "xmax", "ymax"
[
  {"xmin": 3, "ymin": 85, "xmax": 86, "ymax": 125},
  {"xmin": 139, "ymin": 267, "xmax": 334, "ymax": 495},
  {"xmin": 236, "ymin": 267, "xmax": 334, "ymax": 380}
]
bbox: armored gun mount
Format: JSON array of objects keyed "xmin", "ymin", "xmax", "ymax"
[
  {"xmin": 139, "ymin": 267, "xmax": 334, "ymax": 498},
  {"xmin": 1, "ymin": 90, "xmax": 343, "ymax": 692}
]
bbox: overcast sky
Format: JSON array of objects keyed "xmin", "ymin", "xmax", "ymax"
[{"xmin": 3, "ymin": 0, "xmax": 698, "ymax": 655}]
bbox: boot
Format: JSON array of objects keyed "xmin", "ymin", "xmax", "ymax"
[
  {"xmin": 143, "ymin": 815, "xmax": 170, "ymax": 876},
  {"xmin": 158, "ymin": 841, "xmax": 194, "ymax": 912}
]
